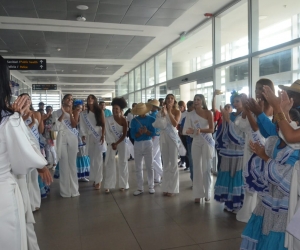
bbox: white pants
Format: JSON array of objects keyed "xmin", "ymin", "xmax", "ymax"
[
  {"xmin": 0, "ymin": 180, "xmax": 27, "ymax": 250},
  {"xmin": 87, "ymin": 135, "xmax": 103, "ymax": 185},
  {"xmin": 27, "ymin": 169, "xmax": 41, "ymax": 211},
  {"xmin": 161, "ymin": 135, "xmax": 179, "ymax": 194},
  {"xmin": 59, "ymin": 133, "xmax": 79, "ymax": 197},
  {"xmin": 236, "ymin": 190, "xmax": 257, "ymax": 223},
  {"xmin": 104, "ymin": 141, "xmax": 129, "ymax": 189},
  {"xmin": 45, "ymin": 144, "xmax": 57, "ymax": 166},
  {"xmin": 192, "ymin": 140, "xmax": 212, "ymax": 199},
  {"xmin": 17, "ymin": 176, "xmax": 40, "ymax": 250},
  {"xmin": 152, "ymin": 136, "xmax": 163, "ymax": 182},
  {"xmin": 134, "ymin": 140, "xmax": 154, "ymax": 191}
]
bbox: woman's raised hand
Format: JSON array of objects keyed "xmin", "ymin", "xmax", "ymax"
[
  {"xmin": 186, "ymin": 128, "xmax": 194, "ymax": 135},
  {"xmin": 220, "ymin": 105, "xmax": 230, "ymax": 122},
  {"xmin": 11, "ymin": 95, "xmax": 29, "ymax": 115},
  {"xmin": 262, "ymin": 85, "xmax": 280, "ymax": 108},
  {"xmin": 280, "ymin": 90, "xmax": 293, "ymax": 114}
]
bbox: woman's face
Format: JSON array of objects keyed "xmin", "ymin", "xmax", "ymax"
[
  {"xmin": 76, "ymin": 105, "xmax": 82, "ymax": 113},
  {"xmin": 165, "ymin": 95, "xmax": 175, "ymax": 106},
  {"xmin": 24, "ymin": 95, "xmax": 31, "ymax": 106},
  {"xmin": 87, "ymin": 95, "xmax": 95, "ymax": 105},
  {"xmin": 255, "ymin": 83, "xmax": 263, "ymax": 99},
  {"xmin": 63, "ymin": 95, "xmax": 73, "ymax": 107},
  {"xmin": 233, "ymin": 97, "xmax": 242, "ymax": 110},
  {"xmin": 113, "ymin": 105, "xmax": 121, "ymax": 116},
  {"xmin": 193, "ymin": 96, "xmax": 202, "ymax": 108}
]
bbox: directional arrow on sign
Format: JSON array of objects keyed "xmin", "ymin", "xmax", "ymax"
[
  {"xmin": 40, "ymin": 65, "xmax": 43, "ymax": 69},
  {"xmin": 40, "ymin": 60, "xmax": 43, "ymax": 64}
]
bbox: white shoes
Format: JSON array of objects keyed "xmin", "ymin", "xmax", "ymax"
[
  {"xmin": 133, "ymin": 190, "xmax": 143, "ymax": 196},
  {"xmin": 149, "ymin": 188, "xmax": 155, "ymax": 194}
]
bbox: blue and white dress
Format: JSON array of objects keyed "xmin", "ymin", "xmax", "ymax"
[
  {"xmin": 214, "ymin": 112, "xmax": 245, "ymax": 211},
  {"xmin": 241, "ymin": 136, "xmax": 300, "ymax": 250}
]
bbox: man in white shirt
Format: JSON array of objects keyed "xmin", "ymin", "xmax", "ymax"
[{"xmin": 178, "ymin": 100, "xmax": 189, "ymax": 170}]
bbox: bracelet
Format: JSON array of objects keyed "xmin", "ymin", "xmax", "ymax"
[{"xmin": 274, "ymin": 112, "xmax": 287, "ymax": 123}]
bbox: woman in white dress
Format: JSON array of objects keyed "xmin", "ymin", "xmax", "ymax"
[
  {"xmin": 0, "ymin": 55, "xmax": 52, "ymax": 250},
  {"xmin": 154, "ymin": 94, "xmax": 181, "ymax": 197},
  {"xmin": 19, "ymin": 93, "xmax": 44, "ymax": 211},
  {"xmin": 80, "ymin": 95, "xmax": 105, "ymax": 190},
  {"xmin": 52, "ymin": 94, "xmax": 80, "ymax": 198},
  {"xmin": 104, "ymin": 97, "xmax": 129, "ymax": 193},
  {"xmin": 183, "ymin": 94, "xmax": 214, "ymax": 202}
]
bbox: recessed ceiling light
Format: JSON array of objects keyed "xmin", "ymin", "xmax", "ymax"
[
  {"xmin": 77, "ymin": 5, "xmax": 89, "ymax": 10},
  {"xmin": 0, "ymin": 49, "xmax": 8, "ymax": 53},
  {"xmin": 77, "ymin": 16, "xmax": 86, "ymax": 22},
  {"xmin": 259, "ymin": 16, "xmax": 268, "ymax": 20},
  {"xmin": 57, "ymin": 48, "xmax": 61, "ymax": 51}
]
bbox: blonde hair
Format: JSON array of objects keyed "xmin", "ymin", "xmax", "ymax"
[{"xmin": 165, "ymin": 94, "xmax": 179, "ymax": 110}]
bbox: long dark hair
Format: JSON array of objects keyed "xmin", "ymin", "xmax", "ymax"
[
  {"xmin": 19, "ymin": 93, "xmax": 34, "ymax": 111},
  {"xmin": 0, "ymin": 56, "xmax": 13, "ymax": 122},
  {"xmin": 194, "ymin": 94, "xmax": 208, "ymax": 110},
  {"xmin": 87, "ymin": 95, "xmax": 103, "ymax": 127}
]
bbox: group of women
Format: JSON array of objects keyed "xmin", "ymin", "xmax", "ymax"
[{"xmin": 2, "ymin": 44, "xmax": 300, "ymax": 249}]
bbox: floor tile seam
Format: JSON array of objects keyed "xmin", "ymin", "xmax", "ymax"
[
  {"xmin": 111, "ymin": 192, "xmax": 143, "ymax": 250},
  {"xmin": 160, "ymin": 243, "xmax": 204, "ymax": 250},
  {"xmin": 198, "ymin": 236, "xmax": 242, "ymax": 245}
]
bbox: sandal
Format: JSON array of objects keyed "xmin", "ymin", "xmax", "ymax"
[
  {"xmin": 194, "ymin": 198, "xmax": 200, "ymax": 203},
  {"xmin": 105, "ymin": 189, "xmax": 110, "ymax": 194},
  {"xmin": 94, "ymin": 183, "xmax": 101, "ymax": 190},
  {"xmin": 166, "ymin": 193, "xmax": 175, "ymax": 197},
  {"xmin": 163, "ymin": 192, "xmax": 168, "ymax": 196},
  {"xmin": 119, "ymin": 188, "xmax": 125, "ymax": 192}
]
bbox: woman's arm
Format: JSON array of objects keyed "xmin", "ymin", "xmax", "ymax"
[
  {"xmin": 168, "ymin": 109, "xmax": 181, "ymax": 127},
  {"xmin": 200, "ymin": 111, "xmax": 214, "ymax": 133},
  {"xmin": 35, "ymin": 112, "xmax": 44, "ymax": 134},
  {"xmin": 246, "ymin": 110, "xmax": 259, "ymax": 132},
  {"xmin": 71, "ymin": 109, "xmax": 79, "ymax": 128}
]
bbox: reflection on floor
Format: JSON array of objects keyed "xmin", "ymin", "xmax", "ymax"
[{"xmin": 34, "ymin": 161, "xmax": 245, "ymax": 250}]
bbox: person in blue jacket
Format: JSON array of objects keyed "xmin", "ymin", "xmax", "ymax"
[{"xmin": 130, "ymin": 103, "xmax": 156, "ymax": 196}]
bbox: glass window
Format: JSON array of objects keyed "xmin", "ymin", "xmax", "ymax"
[
  {"xmin": 146, "ymin": 58, "xmax": 155, "ymax": 87},
  {"xmin": 156, "ymin": 84, "xmax": 167, "ymax": 100},
  {"xmin": 128, "ymin": 93, "xmax": 134, "ymax": 109},
  {"xmin": 135, "ymin": 67, "xmax": 141, "ymax": 91},
  {"xmin": 157, "ymin": 51, "xmax": 166, "ymax": 83},
  {"xmin": 217, "ymin": 2, "xmax": 248, "ymax": 63},
  {"xmin": 258, "ymin": 0, "xmax": 300, "ymax": 50},
  {"xmin": 118, "ymin": 75, "xmax": 128, "ymax": 96},
  {"xmin": 196, "ymin": 82, "xmax": 213, "ymax": 110},
  {"xmin": 141, "ymin": 63, "xmax": 146, "ymax": 89},
  {"xmin": 215, "ymin": 59, "xmax": 249, "ymax": 109},
  {"xmin": 135, "ymin": 91, "xmax": 141, "ymax": 103},
  {"xmin": 142, "ymin": 89, "xmax": 146, "ymax": 103},
  {"xmin": 172, "ymin": 21, "xmax": 212, "ymax": 78},
  {"xmin": 129, "ymin": 71, "xmax": 134, "ymax": 93},
  {"xmin": 252, "ymin": 45, "xmax": 299, "ymax": 96},
  {"xmin": 32, "ymin": 90, "xmax": 61, "ymax": 111},
  {"xmin": 146, "ymin": 87, "xmax": 155, "ymax": 101}
]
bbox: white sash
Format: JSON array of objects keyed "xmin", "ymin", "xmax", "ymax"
[
  {"xmin": 108, "ymin": 116, "xmax": 134, "ymax": 157},
  {"xmin": 82, "ymin": 111, "xmax": 106, "ymax": 151},
  {"xmin": 25, "ymin": 117, "xmax": 40, "ymax": 146},
  {"xmin": 193, "ymin": 118, "xmax": 215, "ymax": 158},
  {"xmin": 164, "ymin": 114, "xmax": 181, "ymax": 149},
  {"xmin": 62, "ymin": 119, "xmax": 79, "ymax": 137},
  {"xmin": 194, "ymin": 120, "xmax": 215, "ymax": 148}
]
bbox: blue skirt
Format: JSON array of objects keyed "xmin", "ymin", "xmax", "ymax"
[
  {"xmin": 241, "ymin": 214, "xmax": 287, "ymax": 250},
  {"xmin": 77, "ymin": 155, "xmax": 90, "ymax": 178},
  {"xmin": 38, "ymin": 175, "xmax": 50, "ymax": 198},
  {"xmin": 53, "ymin": 156, "xmax": 90, "ymax": 179},
  {"xmin": 214, "ymin": 169, "xmax": 244, "ymax": 211}
]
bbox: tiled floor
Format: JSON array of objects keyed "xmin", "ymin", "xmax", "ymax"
[{"xmin": 34, "ymin": 161, "xmax": 245, "ymax": 250}]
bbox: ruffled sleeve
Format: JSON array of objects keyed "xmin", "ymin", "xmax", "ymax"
[{"xmin": 5, "ymin": 113, "xmax": 47, "ymax": 175}]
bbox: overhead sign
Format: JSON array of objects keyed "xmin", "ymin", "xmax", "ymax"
[
  {"xmin": 32, "ymin": 84, "xmax": 57, "ymax": 91},
  {"xmin": 6, "ymin": 59, "xmax": 47, "ymax": 70}
]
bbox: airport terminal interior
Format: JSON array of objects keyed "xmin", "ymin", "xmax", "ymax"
[{"xmin": 1, "ymin": 0, "xmax": 300, "ymax": 249}]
